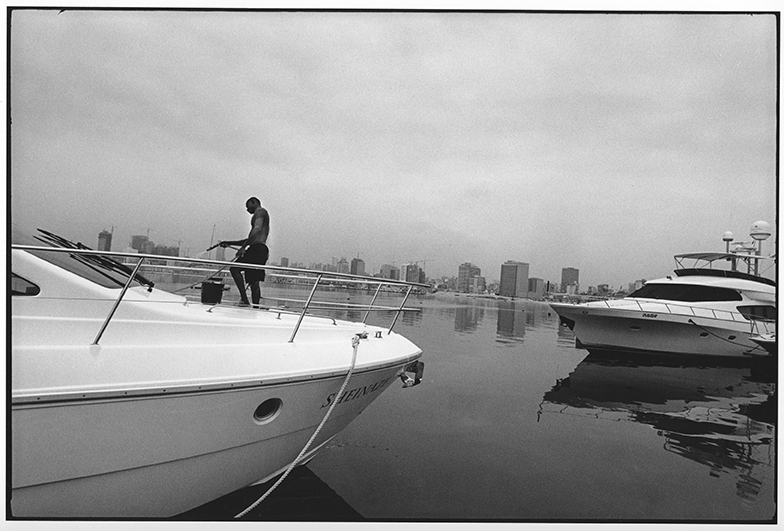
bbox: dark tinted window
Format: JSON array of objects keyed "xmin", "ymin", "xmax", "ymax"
[
  {"xmin": 11, "ymin": 273, "xmax": 40, "ymax": 296},
  {"xmin": 12, "ymin": 225, "xmax": 153, "ymax": 290},
  {"xmin": 737, "ymin": 305, "xmax": 777, "ymax": 321},
  {"xmin": 629, "ymin": 283, "xmax": 742, "ymax": 302}
]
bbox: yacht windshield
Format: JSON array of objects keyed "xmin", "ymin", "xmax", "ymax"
[
  {"xmin": 629, "ymin": 283, "xmax": 742, "ymax": 302},
  {"xmin": 12, "ymin": 226, "xmax": 154, "ymax": 290}
]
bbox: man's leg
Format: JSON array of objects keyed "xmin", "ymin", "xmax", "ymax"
[
  {"xmin": 230, "ymin": 266, "xmax": 250, "ymax": 304},
  {"xmin": 249, "ymin": 281, "xmax": 261, "ymax": 307}
]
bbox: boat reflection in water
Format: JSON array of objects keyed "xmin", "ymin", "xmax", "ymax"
[{"xmin": 540, "ymin": 352, "xmax": 775, "ymax": 502}]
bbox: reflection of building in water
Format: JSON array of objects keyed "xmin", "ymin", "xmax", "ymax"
[
  {"xmin": 556, "ymin": 318, "xmax": 577, "ymax": 346},
  {"xmin": 400, "ymin": 304, "xmax": 424, "ymax": 327},
  {"xmin": 454, "ymin": 303, "xmax": 484, "ymax": 332},
  {"xmin": 540, "ymin": 354, "xmax": 775, "ymax": 504},
  {"xmin": 497, "ymin": 305, "xmax": 526, "ymax": 341}
]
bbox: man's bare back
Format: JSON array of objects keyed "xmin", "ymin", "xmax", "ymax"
[{"xmin": 247, "ymin": 206, "xmax": 270, "ymax": 246}]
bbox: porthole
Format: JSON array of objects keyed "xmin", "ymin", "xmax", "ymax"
[
  {"xmin": 630, "ymin": 326, "xmax": 641, "ymax": 332},
  {"xmin": 728, "ymin": 335, "xmax": 736, "ymax": 340},
  {"xmin": 253, "ymin": 398, "xmax": 282, "ymax": 424},
  {"xmin": 699, "ymin": 332, "xmax": 709, "ymax": 338}
]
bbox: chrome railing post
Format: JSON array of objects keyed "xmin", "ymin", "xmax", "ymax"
[
  {"xmin": 387, "ymin": 285, "xmax": 412, "ymax": 335},
  {"xmin": 363, "ymin": 283, "xmax": 383, "ymax": 324},
  {"xmin": 289, "ymin": 274, "xmax": 322, "ymax": 343},
  {"xmin": 92, "ymin": 257, "xmax": 146, "ymax": 345}
]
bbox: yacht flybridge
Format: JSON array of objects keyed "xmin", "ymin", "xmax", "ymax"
[
  {"xmin": 10, "ymin": 227, "xmax": 425, "ymax": 518},
  {"xmin": 550, "ymin": 221, "xmax": 776, "ymax": 359}
]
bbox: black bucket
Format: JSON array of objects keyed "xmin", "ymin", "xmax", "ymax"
[{"xmin": 201, "ymin": 280, "xmax": 224, "ymax": 304}]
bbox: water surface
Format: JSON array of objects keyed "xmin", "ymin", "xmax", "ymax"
[{"xmin": 291, "ymin": 289, "xmax": 777, "ymax": 522}]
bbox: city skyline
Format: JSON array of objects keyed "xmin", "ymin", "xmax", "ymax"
[
  {"xmin": 87, "ymin": 224, "xmax": 774, "ymax": 291},
  {"xmin": 10, "ymin": 10, "xmax": 777, "ymax": 289}
]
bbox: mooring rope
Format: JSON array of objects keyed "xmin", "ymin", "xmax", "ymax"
[
  {"xmin": 234, "ymin": 333, "xmax": 364, "ymax": 519},
  {"xmin": 687, "ymin": 319, "xmax": 763, "ymax": 352}
]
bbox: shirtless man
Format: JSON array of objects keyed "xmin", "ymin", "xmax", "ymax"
[{"xmin": 219, "ymin": 197, "xmax": 270, "ymax": 307}]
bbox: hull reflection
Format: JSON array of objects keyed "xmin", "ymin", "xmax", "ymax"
[{"xmin": 540, "ymin": 352, "xmax": 775, "ymax": 502}]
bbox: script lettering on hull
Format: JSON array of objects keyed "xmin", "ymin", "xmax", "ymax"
[{"xmin": 321, "ymin": 377, "xmax": 392, "ymax": 409}]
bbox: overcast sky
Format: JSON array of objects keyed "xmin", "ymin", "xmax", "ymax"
[{"xmin": 9, "ymin": 8, "xmax": 778, "ymax": 288}]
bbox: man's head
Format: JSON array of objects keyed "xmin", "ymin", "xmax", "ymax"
[{"xmin": 246, "ymin": 197, "xmax": 261, "ymax": 213}]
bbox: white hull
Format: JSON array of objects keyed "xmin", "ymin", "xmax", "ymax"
[
  {"xmin": 11, "ymin": 365, "xmax": 404, "ymax": 518},
  {"xmin": 11, "ymin": 246, "xmax": 424, "ymax": 517},
  {"xmin": 551, "ymin": 303, "xmax": 767, "ymax": 358}
]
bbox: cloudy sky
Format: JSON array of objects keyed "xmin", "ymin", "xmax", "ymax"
[{"xmin": 9, "ymin": 7, "xmax": 778, "ymax": 288}]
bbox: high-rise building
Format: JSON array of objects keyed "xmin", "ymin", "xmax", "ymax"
[
  {"xmin": 280, "ymin": 257, "xmax": 289, "ymax": 268},
  {"xmin": 528, "ymin": 277, "xmax": 545, "ymax": 300},
  {"xmin": 499, "ymin": 261, "xmax": 529, "ymax": 298},
  {"xmin": 131, "ymin": 235, "xmax": 152, "ymax": 254},
  {"xmin": 401, "ymin": 263, "xmax": 422, "ymax": 283},
  {"xmin": 97, "ymin": 230, "xmax": 113, "ymax": 251},
  {"xmin": 380, "ymin": 264, "xmax": 400, "ymax": 280},
  {"xmin": 350, "ymin": 258, "xmax": 366, "ymax": 276},
  {"xmin": 457, "ymin": 263, "xmax": 481, "ymax": 293},
  {"xmin": 470, "ymin": 275, "xmax": 486, "ymax": 293},
  {"xmin": 561, "ymin": 267, "xmax": 579, "ymax": 293},
  {"xmin": 337, "ymin": 258, "xmax": 349, "ymax": 274}
]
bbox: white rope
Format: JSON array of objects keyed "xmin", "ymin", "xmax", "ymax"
[{"xmin": 234, "ymin": 333, "xmax": 363, "ymax": 519}]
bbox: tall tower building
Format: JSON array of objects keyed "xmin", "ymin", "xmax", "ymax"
[
  {"xmin": 130, "ymin": 235, "xmax": 153, "ymax": 254},
  {"xmin": 337, "ymin": 258, "xmax": 349, "ymax": 274},
  {"xmin": 499, "ymin": 261, "xmax": 529, "ymax": 298},
  {"xmin": 457, "ymin": 263, "xmax": 481, "ymax": 293},
  {"xmin": 561, "ymin": 267, "xmax": 580, "ymax": 293},
  {"xmin": 280, "ymin": 257, "xmax": 290, "ymax": 268},
  {"xmin": 350, "ymin": 258, "xmax": 366, "ymax": 276},
  {"xmin": 380, "ymin": 264, "xmax": 399, "ymax": 280},
  {"xmin": 401, "ymin": 263, "xmax": 422, "ymax": 283},
  {"xmin": 97, "ymin": 230, "xmax": 113, "ymax": 251}
]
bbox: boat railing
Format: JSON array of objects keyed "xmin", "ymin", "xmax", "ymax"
[
  {"xmin": 749, "ymin": 318, "xmax": 776, "ymax": 337},
  {"xmin": 11, "ymin": 244, "xmax": 429, "ymax": 345},
  {"xmin": 592, "ymin": 298, "xmax": 761, "ymax": 324}
]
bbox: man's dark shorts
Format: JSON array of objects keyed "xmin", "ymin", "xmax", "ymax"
[{"xmin": 232, "ymin": 243, "xmax": 269, "ymax": 283}]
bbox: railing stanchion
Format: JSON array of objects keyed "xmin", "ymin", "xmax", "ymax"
[
  {"xmin": 387, "ymin": 285, "xmax": 412, "ymax": 335},
  {"xmin": 363, "ymin": 284, "xmax": 383, "ymax": 324},
  {"xmin": 92, "ymin": 257, "xmax": 146, "ymax": 345},
  {"xmin": 289, "ymin": 274, "xmax": 322, "ymax": 343}
]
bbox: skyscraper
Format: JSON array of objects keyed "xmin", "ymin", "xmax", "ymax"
[
  {"xmin": 97, "ymin": 230, "xmax": 112, "ymax": 251},
  {"xmin": 561, "ymin": 267, "xmax": 579, "ymax": 293},
  {"xmin": 350, "ymin": 258, "xmax": 366, "ymax": 276},
  {"xmin": 130, "ymin": 235, "xmax": 153, "ymax": 254},
  {"xmin": 380, "ymin": 264, "xmax": 399, "ymax": 280},
  {"xmin": 401, "ymin": 263, "xmax": 422, "ymax": 283},
  {"xmin": 457, "ymin": 263, "xmax": 481, "ymax": 293},
  {"xmin": 499, "ymin": 261, "xmax": 529, "ymax": 298}
]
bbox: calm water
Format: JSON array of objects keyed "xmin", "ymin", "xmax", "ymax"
[{"xmin": 194, "ymin": 283, "xmax": 777, "ymax": 522}]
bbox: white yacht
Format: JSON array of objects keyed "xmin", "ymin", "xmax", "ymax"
[
  {"xmin": 550, "ymin": 222, "xmax": 776, "ymax": 359},
  {"xmin": 10, "ymin": 228, "xmax": 425, "ymax": 518}
]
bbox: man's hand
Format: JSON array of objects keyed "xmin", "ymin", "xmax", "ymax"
[
  {"xmin": 236, "ymin": 247, "xmax": 246, "ymax": 258},
  {"xmin": 219, "ymin": 241, "xmax": 229, "ymax": 248}
]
